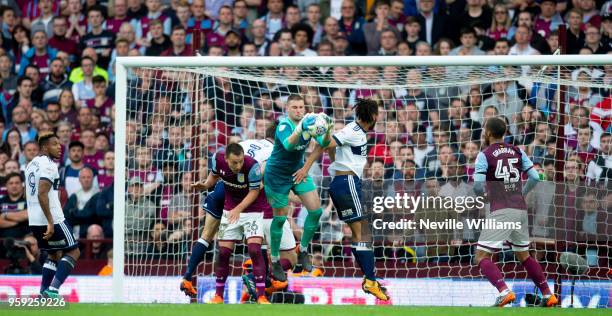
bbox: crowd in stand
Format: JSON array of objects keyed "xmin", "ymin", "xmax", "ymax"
[{"xmin": 0, "ymin": 0, "xmax": 611, "ymax": 272}]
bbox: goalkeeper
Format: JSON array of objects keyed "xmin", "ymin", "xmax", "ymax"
[{"xmin": 265, "ymin": 94, "xmax": 331, "ymax": 282}]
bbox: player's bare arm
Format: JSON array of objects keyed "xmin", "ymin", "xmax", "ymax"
[
  {"xmin": 192, "ymin": 171, "xmax": 220, "ymax": 191},
  {"xmin": 37, "ymin": 179, "xmax": 54, "ymax": 240}
]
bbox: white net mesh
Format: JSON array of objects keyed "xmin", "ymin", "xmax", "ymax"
[{"xmin": 120, "ymin": 61, "xmax": 612, "ymax": 306}]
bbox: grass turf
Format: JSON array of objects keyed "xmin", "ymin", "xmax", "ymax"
[{"xmin": 6, "ymin": 304, "xmax": 611, "ymax": 316}]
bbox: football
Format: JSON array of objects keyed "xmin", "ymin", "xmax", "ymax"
[{"xmin": 310, "ymin": 113, "xmax": 331, "ymax": 137}]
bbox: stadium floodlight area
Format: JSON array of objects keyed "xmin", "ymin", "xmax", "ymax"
[{"xmin": 114, "ymin": 55, "xmax": 612, "ymax": 305}]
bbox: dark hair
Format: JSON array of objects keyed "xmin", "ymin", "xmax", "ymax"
[
  {"xmin": 17, "ymin": 76, "xmax": 32, "ymax": 87},
  {"xmin": 485, "ymin": 117, "xmax": 507, "ymax": 138},
  {"xmin": 5, "ymin": 172, "xmax": 23, "ymax": 183},
  {"xmin": 291, "ymin": 23, "xmax": 314, "ymax": 44},
  {"xmin": 37, "ymin": 132, "xmax": 57, "ymax": 147},
  {"xmin": 92, "ymin": 75, "xmax": 106, "ymax": 85},
  {"xmin": 68, "ymin": 140, "xmax": 84, "ymax": 150},
  {"xmin": 495, "ymin": 38, "xmax": 511, "ymax": 46},
  {"xmin": 225, "ymin": 142, "xmax": 244, "ymax": 157},
  {"xmin": 87, "ymin": 5, "xmax": 106, "ymax": 18},
  {"xmin": 354, "ymin": 98, "xmax": 379, "ymax": 124},
  {"xmin": 459, "ymin": 27, "xmax": 476, "ymax": 37}
]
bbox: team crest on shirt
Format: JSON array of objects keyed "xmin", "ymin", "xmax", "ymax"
[{"xmin": 237, "ymin": 173, "xmax": 245, "ymax": 183}]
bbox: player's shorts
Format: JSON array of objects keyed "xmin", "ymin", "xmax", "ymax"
[
  {"xmin": 263, "ymin": 218, "xmax": 296, "ymax": 251},
  {"xmin": 217, "ymin": 210, "xmax": 264, "ymax": 241},
  {"xmin": 30, "ymin": 220, "xmax": 78, "ymax": 251},
  {"xmin": 329, "ymin": 175, "xmax": 366, "ymax": 223},
  {"xmin": 202, "ymin": 182, "xmax": 224, "ymax": 220},
  {"xmin": 476, "ymin": 208, "xmax": 530, "ymax": 253},
  {"xmin": 264, "ymin": 171, "xmax": 316, "ymax": 209}
]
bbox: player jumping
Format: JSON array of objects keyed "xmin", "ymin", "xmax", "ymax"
[
  {"xmin": 199, "ymin": 143, "xmax": 269, "ymax": 304},
  {"xmin": 320, "ymin": 98, "xmax": 389, "ymax": 301},
  {"xmin": 26, "ymin": 133, "xmax": 80, "ymax": 298},
  {"xmin": 265, "ymin": 95, "xmax": 332, "ymax": 282},
  {"xmin": 473, "ymin": 117, "xmax": 558, "ymax": 307}
]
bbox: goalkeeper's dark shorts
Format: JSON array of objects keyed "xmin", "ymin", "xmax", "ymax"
[
  {"xmin": 329, "ymin": 175, "xmax": 366, "ymax": 223},
  {"xmin": 202, "ymin": 182, "xmax": 224, "ymax": 220}
]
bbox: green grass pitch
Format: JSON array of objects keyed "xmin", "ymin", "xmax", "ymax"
[{"xmin": 7, "ymin": 304, "xmax": 611, "ymax": 316}]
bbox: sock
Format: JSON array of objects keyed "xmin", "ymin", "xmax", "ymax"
[
  {"xmin": 300, "ymin": 208, "xmax": 323, "ymax": 250},
  {"xmin": 215, "ymin": 246, "xmax": 232, "ymax": 298},
  {"xmin": 49, "ymin": 256, "xmax": 76, "ymax": 290},
  {"xmin": 40, "ymin": 259, "xmax": 57, "ymax": 293},
  {"xmin": 270, "ymin": 216, "xmax": 287, "ymax": 260},
  {"xmin": 352, "ymin": 242, "xmax": 376, "ymax": 280},
  {"xmin": 261, "ymin": 247, "xmax": 270, "ymax": 279},
  {"xmin": 522, "ymin": 256, "xmax": 551, "ymax": 295},
  {"xmin": 183, "ymin": 239, "xmax": 210, "ymax": 281},
  {"xmin": 279, "ymin": 258, "xmax": 293, "ymax": 271},
  {"xmin": 247, "ymin": 243, "xmax": 266, "ymax": 298},
  {"xmin": 478, "ymin": 258, "xmax": 508, "ymax": 292}
]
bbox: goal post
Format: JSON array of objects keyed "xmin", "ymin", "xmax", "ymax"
[{"xmin": 114, "ymin": 55, "xmax": 612, "ymax": 305}]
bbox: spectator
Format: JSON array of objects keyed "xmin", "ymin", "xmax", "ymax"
[
  {"xmin": 388, "ymin": 0, "xmax": 407, "ymax": 32},
  {"xmin": 416, "ymin": 0, "xmax": 448, "ymax": 46},
  {"xmin": 47, "ymin": 16, "xmax": 79, "ymax": 63},
  {"xmin": 65, "ymin": 166, "xmax": 99, "ymax": 238},
  {"xmin": 364, "ymin": 1, "xmax": 398, "ymax": 55},
  {"xmin": 107, "ymin": 0, "xmax": 131, "ymax": 34},
  {"xmin": 1, "ymin": 6, "xmax": 18, "ymax": 39},
  {"xmin": 480, "ymin": 80, "xmax": 522, "ymax": 125},
  {"xmin": 509, "ymin": 25, "xmax": 540, "ymax": 55},
  {"xmin": 23, "ymin": 66, "xmax": 44, "ymax": 105},
  {"xmin": 584, "ymin": 25, "xmax": 609, "ymax": 54},
  {"xmin": 250, "ymin": 19, "xmax": 269, "ymax": 56},
  {"xmin": 488, "ymin": 4, "xmax": 510, "ymax": 41},
  {"xmin": 58, "ymin": 89, "xmax": 78, "ymax": 126},
  {"xmin": 65, "ymin": 0, "xmax": 87, "ymax": 41},
  {"xmin": 11, "ymin": 25, "xmax": 30, "ymax": 74},
  {"xmin": 145, "ymin": 20, "xmax": 172, "ymax": 56},
  {"xmin": 534, "ymin": 0, "xmax": 563, "ymax": 39},
  {"xmin": 261, "ymin": 0, "xmax": 284, "ymax": 41},
  {"xmin": 19, "ymin": 30, "xmax": 57, "ymax": 76},
  {"xmin": 449, "ymin": 27, "xmax": 485, "ymax": 56},
  {"xmin": 45, "ymin": 102, "xmax": 61, "ymax": 126},
  {"xmin": 95, "ymin": 182, "xmax": 113, "ymax": 237},
  {"xmin": 285, "ymin": 4, "xmax": 302, "ymax": 30},
  {"xmin": 232, "ymin": 0, "xmax": 249, "ymax": 34},
  {"xmin": 30, "ymin": 0, "xmax": 54, "ymax": 38},
  {"xmin": 20, "ymin": 141, "xmax": 38, "ymax": 170},
  {"xmin": 292, "ymin": 23, "xmax": 317, "ymax": 56},
  {"xmin": 338, "ymin": 0, "xmax": 367, "ymax": 55},
  {"xmin": 0, "ymin": 55, "xmax": 17, "ymax": 94},
  {"xmin": 8, "ymin": 77, "xmax": 39, "ymax": 121},
  {"xmin": 85, "ymin": 76, "xmax": 113, "ymax": 124},
  {"xmin": 133, "ymin": 0, "xmax": 171, "ymax": 42},
  {"xmin": 167, "ymin": 171, "xmax": 192, "ymax": 226},
  {"xmin": 125, "ymin": 176, "xmax": 156, "ymax": 254},
  {"xmin": 97, "ymin": 151, "xmax": 114, "ymax": 190},
  {"xmin": 80, "ymin": 5, "xmax": 116, "ymax": 69},
  {"xmin": 71, "ymin": 57, "xmax": 96, "ymax": 106},
  {"xmin": 7, "ymin": 106, "xmax": 36, "ymax": 144},
  {"xmin": 374, "ymin": 28, "xmax": 399, "ymax": 56},
  {"xmin": 304, "ymin": 3, "xmax": 323, "ymax": 47},
  {"xmin": 587, "ymin": 132, "xmax": 612, "ymax": 183},
  {"xmin": 69, "ymin": 48, "xmax": 110, "ymax": 84},
  {"xmin": 0, "ymin": 172, "xmax": 28, "ymax": 238},
  {"xmin": 224, "ymin": 29, "xmax": 242, "ymax": 56},
  {"xmin": 85, "ymin": 224, "xmax": 109, "ymax": 259},
  {"xmin": 61, "ymin": 140, "xmax": 86, "ymax": 196},
  {"xmin": 161, "ymin": 26, "xmax": 191, "ymax": 56},
  {"xmin": 567, "ymin": 9, "xmax": 586, "ymax": 54},
  {"xmin": 580, "ymin": 0, "xmax": 601, "ymax": 28},
  {"xmin": 41, "ymin": 58, "xmax": 71, "ymax": 105},
  {"xmin": 80, "ymin": 129, "xmax": 105, "ymax": 172}
]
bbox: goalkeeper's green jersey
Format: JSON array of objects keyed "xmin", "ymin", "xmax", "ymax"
[{"xmin": 266, "ymin": 116, "xmax": 328, "ymax": 175}]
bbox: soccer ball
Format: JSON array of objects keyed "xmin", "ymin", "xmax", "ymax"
[{"xmin": 310, "ymin": 113, "xmax": 331, "ymax": 137}]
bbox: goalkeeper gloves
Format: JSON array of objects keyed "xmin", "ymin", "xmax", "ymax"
[{"xmin": 294, "ymin": 113, "xmax": 317, "ymax": 138}]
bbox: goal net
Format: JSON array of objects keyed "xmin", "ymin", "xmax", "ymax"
[{"xmin": 113, "ymin": 56, "xmax": 612, "ymax": 306}]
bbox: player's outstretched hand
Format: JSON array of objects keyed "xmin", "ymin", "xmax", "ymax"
[
  {"xmin": 43, "ymin": 223, "xmax": 54, "ymax": 240},
  {"xmin": 292, "ymin": 167, "xmax": 308, "ymax": 184},
  {"xmin": 191, "ymin": 181, "xmax": 208, "ymax": 191},
  {"xmin": 296, "ymin": 113, "xmax": 317, "ymax": 135},
  {"xmin": 228, "ymin": 208, "xmax": 241, "ymax": 224}
]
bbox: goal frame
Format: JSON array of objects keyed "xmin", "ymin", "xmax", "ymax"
[{"xmin": 113, "ymin": 54, "xmax": 612, "ymax": 303}]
